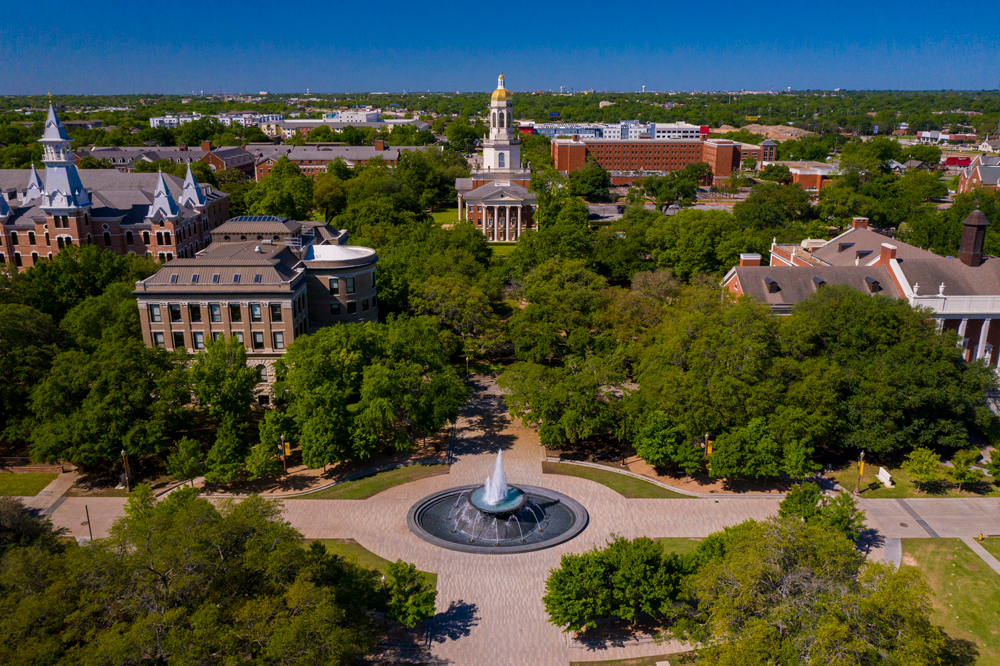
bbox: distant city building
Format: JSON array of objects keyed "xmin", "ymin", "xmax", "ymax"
[
  {"xmin": 652, "ymin": 122, "xmax": 708, "ymax": 140},
  {"xmin": 454, "ymin": 74, "xmax": 537, "ymax": 242},
  {"xmin": 259, "ymin": 118, "xmax": 429, "ymax": 140},
  {"xmin": 0, "ymin": 107, "xmax": 229, "ymax": 270},
  {"xmin": 957, "ymin": 155, "xmax": 1000, "ymax": 194},
  {"xmin": 134, "ymin": 216, "xmax": 379, "ymax": 395},
  {"xmin": 723, "ymin": 214, "xmax": 1000, "ymax": 369},
  {"xmin": 81, "ymin": 143, "xmax": 255, "ymax": 176},
  {"xmin": 324, "ymin": 109, "xmax": 382, "ymax": 123},
  {"xmin": 759, "ymin": 160, "xmax": 835, "ymax": 190}
]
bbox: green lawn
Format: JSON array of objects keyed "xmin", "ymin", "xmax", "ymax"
[
  {"xmin": 0, "ymin": 473, "xmax": 58, "ymax": 496},
  {"xmin": 902, "ymin": 538, "xmax": 1000, "ymax": 665},
  {"xmin": 541, "ymin": 461, "xmax": 693, "ymax": 499},
  {"xmin": 656, "ymin": 537, "xmax": 703, "ymax": 557},
  {"xmin": 570, "ymin": 651, "xmax": 699, "ymax": 666},
  {"xmin": 829, "ymin": 463, "xmax": 1000, "ymax": 499},
  {"xmin": 488, "ymin": 242, "xmax": 517, "ymax": 257},
  {"xmin": 431, "ymin": 208, "xmax": 459, "ymax": 226},
  {"xmin": 980, "ymin": 538, "xmax": 1000, "ymax": 561},
  {"xmin": 300, "ymin": 464, "xmax": 449, "ymax": 500},
  {"xmin": 310, "ymin": 538, "xmax": 437, "ymax": 589}
]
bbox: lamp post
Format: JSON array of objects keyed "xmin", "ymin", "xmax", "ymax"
[
  {"xmin": 280, "ymin": 434, "xmax": 287, "ymax": 473},
  {"xmin": 855, "ymin": 451, "xmax": 865, "ymax": 496},
  {"xmin": 465, "ymin": 356, "xmax": 470, "ymax": 377},
  {"xmin": 380, "ymin": 574, "xmax": 388, "ymax": 626},
  {"xmin": 620, "ymin": 417, "xmax": 627, "ymax": 467},
  {"xmin": 120, "ymin": 449, "xmax": 130, "ymax": 493}
]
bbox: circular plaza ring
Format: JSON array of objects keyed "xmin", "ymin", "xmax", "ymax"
[{"xmin": 406, "ymin": 484, "xmax": 589, "ymax": 555}]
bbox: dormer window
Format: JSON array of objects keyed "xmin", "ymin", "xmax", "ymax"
[
  {"xmin": 211, "ymin": 273, "xmax": 220, "ymax": 283},
  {"xmin": 812, "ymin": 276, "xmax": 826, "ymax": 289},
  {"xmin": 169, "ymin": 274, "xmax": 178, "ymax": 283},
  {"xmin": 865, "ymin": 276, "xmax": 881, "ymax": 293},
  {"xmin": 856, "ymin": 250, "xmax": 872, "ymax": 260},
  {"xmin": 233, "ymin": 274, "xmax": 240, "ymax": 283},
  {"xmin": 191, "ymin": 274, "xmax": 199, "ymax": 283},
  {"xmin": 838, "ymin": 242, "xmax": 853, "ymax": 253},
  {"xmin": 254, "ymin": 274, "xmax": 262, "ymax": 283},
  {"xmin": 765, "ymin": 277, "xmax": 779, "ymax": 293}
]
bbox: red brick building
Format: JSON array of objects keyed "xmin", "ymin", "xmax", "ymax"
[
  {"xmin": 0, "ymin": 107, "xmax": 229, "ymax": 270},
  {"xmin": 249, "ymin": 143, "xmax": 428, "ymax": 181},
  {"xmin": 550, "ymin": 136, "xmax": 777, "ymax": 184}
]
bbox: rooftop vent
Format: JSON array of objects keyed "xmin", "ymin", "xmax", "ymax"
[
  {"xmin": 812, "ymin": 276, "xmax": 826, "ymax": 289},
  {"xmin": 254, "ymin": 245, "xmax": 262, "ymax": 253},
  {"xmin": 764, "ymin": 277, "xmax": 779, "ymax": 293}
]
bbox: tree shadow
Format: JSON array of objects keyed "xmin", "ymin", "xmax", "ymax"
[
  {"xmin": 427, "ymin": 600, "xmax": 479, "ymax": 644},
  {"xmin": 939, "ymin": 634, "xmax": 979, "ymax": 666},
  {"xmin": 451, "ymin": 381, "xmax": 516, "ymax": 458},
  {"xmin": 856, "ymin": 527, "xmax": 885, "ymax": 555}
]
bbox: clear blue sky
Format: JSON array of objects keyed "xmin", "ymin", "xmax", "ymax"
[{"xmin": 1, "ymin": 0, "xmax": 997, "ymax": 94}]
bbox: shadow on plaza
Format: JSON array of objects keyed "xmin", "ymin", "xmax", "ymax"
[
  {"xmin": 427, "ymin": 600, "xmax": 480, "ymax": 644},
  {"xmin": 453, "ymin": 379, "xmax": 516, "ymax": 458}
]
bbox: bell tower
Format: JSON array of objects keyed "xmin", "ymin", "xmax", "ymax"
[{"xmin": 482, "ymin": 73, "xmax": 522, "ymax": 173}]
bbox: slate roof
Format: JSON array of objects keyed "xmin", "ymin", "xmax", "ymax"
[
  {"xmin": 215, "ymin": 216, "xmax": 302, "ymax": 235},
  {"xmin": 138, "ymin": 242, "xmax": 303, "ymax": 291},
  {"xmin": 897, "ymin": 256, "xmax": 1000, "ymax": 297},
  {"xmin": 729, "ymin": 265, "xmax": 900, "ymax": 309},
  {"xmin": 975, "ymin": 166, "xmax": 1000, "ymax": 186},
  {"xmin": 811, "ymin": 227, "xmax": 933, "ymax": 267}
]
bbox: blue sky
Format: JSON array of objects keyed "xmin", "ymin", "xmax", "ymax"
[{"xmin": 1, "ymin": 0, "xmax": 997, "ymax": 94}]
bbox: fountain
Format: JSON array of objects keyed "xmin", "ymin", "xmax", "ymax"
[{"xmin": 407, "ymin": 450, "xmax": 589, "ymax": 554}]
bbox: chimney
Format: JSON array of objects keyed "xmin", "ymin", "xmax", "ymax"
[
  {"xmin": 178, "ymin": 142, "xmax": 187, "ymax": 151},
  {"xmin": 957, "ymin": 209, "xmax": 989, "ymax": 267},
  {"xmin": 852, "ymin": 217, "xmax": 869, "ymax": 229},
  {"xmin": 373, "ymin": 140, "xmax": 386, "ymax": 151},
  {"xmin": 201, "ymin": 140, "xmax": 213, "ymax": 152},
  {"xmin": 739, "ymin": 253, "xmax": 761, "ymax": 267},
  {"xmin": 879, "ymin": 243, "xmax": 897, "ymax": 263}
]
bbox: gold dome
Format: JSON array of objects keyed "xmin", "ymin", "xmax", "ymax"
[{"xmin": 491, "ymin": 87, "xmax": 512, "ymax": 102}]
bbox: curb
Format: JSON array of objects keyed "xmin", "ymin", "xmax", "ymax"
[
  {"xmin": 543, "ymin": 458, "xmax": 787, "ymax": 499},
  {"xmin": 200, "ymin": 459, "xmax": 449, "ymax": 500}
]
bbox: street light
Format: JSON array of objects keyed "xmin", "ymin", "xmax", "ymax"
[
  {"xmin": 854, "ymin": 451, "xmax": 865, "ymax": 495},
  {"xmin": 380, "ymin": 574, "xmax": 388, "ymax": 626},
  {"xmin": 120, "ymin": 449, "xmax": 130, "ymax": 493}
]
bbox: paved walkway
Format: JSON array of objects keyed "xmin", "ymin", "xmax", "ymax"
[{"xmin": 39, "ymin": 376, "xmax": 1000, "ymax": 665}]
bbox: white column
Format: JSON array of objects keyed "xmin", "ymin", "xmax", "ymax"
[
  {"xmin": 976, "ymin": 319, "xmax": 991, "ymax": 360},
  {"xmin": 506, "ymin": 206, "xmax": 511, "ymax": 241},
  {"xmin": 457, "ymin": 193, "xmax": 463, "ymax": 222},
  {"xmin": 957, "ymin": 318, "xmax": 969, "ymax": 357}
]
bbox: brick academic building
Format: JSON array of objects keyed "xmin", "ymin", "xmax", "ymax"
[{"xmin": 551, "ymin": 135, "xmax": 776, "ymax": 184}]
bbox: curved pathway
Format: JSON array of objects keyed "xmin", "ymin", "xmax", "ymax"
[{"xmin": 41, "ymin": 376, "xmax": 1000, "ymax": 665}]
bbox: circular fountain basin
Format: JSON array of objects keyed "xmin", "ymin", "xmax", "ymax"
[
  {"xmin": 407, "ymin": 484, "xmax": 589, "ymax": 554},
  {"xmin": 468, "ymin": 485, "xmax": 528, "ymax": 516}
]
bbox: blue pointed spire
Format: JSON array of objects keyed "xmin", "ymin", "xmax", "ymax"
[
  {"xmin": 42, "ymin": 105, "xmax": 71, "ymax": 142},
  {"xmin": 25, "ymin": 164, "xmax": 43, "ymax": 201}
]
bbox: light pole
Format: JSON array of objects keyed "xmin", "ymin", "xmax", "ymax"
[
  {"xmin": 465, "ymin": 356, "xmax": 470, "ymax": 377},
  {"xmin": 120, "ymin": 449, "xmax": 130, "ymax": 493},
  {"xmin": 855, "ymin": 451, "xmax": 865, "ymax": 496},
  {"xmin": 380, "ymin": 574, "xmax": 388, "ymax": 626},
  {"xmin": 280, "ymin": 434, "xmax": 287, "ymax": 473},
  {"xmin": 620, "ymin": 417, "xmax": 627, "ymax": 467}
]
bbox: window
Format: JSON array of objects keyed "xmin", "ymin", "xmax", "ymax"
[
  {"xmin": 193, "ymin": 331, "xmax": 205, "ymax": 349},
  {"xmin": 270, "ymin": 303, "xmax": 282, "ymax": 321},
  {"xmin": 27, "ymin": 232, "xmax": 36, "ymax": 245},
  {"xmin": 57, "ymin": 236, "xmax": 65, "ymax": 249},
  {"xmin": 362, "ymin": 298, "xmax": 369, "ymax": 311},
  {"xmin": 229, "ymin": 304, "xmax": 242, "ymax": 322},
  {"xmin": 153, "ymin": 332, "xmax": 165, "ymax": 347},
  {"xmin": 169, "ymin": 304, "xmax": 182, "ymax": 323},
  {"xmin": 211, "ymin": 273, "xmax": 219, "ymax": 283},
  {"xmin": 206, "ymin": 304, "xmax": 221, "ymax": 323},
  {"xmin": 191, "ymin": 274, "xmax": 199, "ymax": 283},
  {"xmin": 498, "ymin": 153, "xmax": 505, "ymax": 168},
  {"xmin": 273, "ymin": 332, "xmax": 285, "ymax": 349},
  {"xmin": 256, "ymin": 364, "xmax": 267, "ymax": 383},
  {"xmin": 10, "ymin": 232, "xmax": 17, "ymax": 246},
  {"xmin": 234, "ymin": 331, "xmax": 244, "ymax": 344},
  {"xmin": 149, "ymin": 304, "xmax": 161, "ymax": 322},
  {"xmin": 371, "ymin": 270, "xmax": 376, "ymax": 288},
  {"xmin": 172, "ymin": 331, "xmax": 186, "ymax": 349},
  {"xmin": 347, "ymin": 301, "xmax": 356, "ymax": 314},
  {"xmin": 345, "ymin": 277, "xmax": 355, "ymax": 294},
  {"xmin": 212, "ymin": 331, "xmax": 223, "ymax": 341},
  {"xmin": 252, "ymin": 332, "xmax": 264, "ymax": 350},
  {"xmin": 164, "ymin": 232, "xmax": 171, "ymax": 245},
  {"xmin": 143, "ymin": 231, "xmax": 150, "ymax": 244},
  {"xmin": 126, "ymin": 230, "xmax": 134, "ymax": 245},
  {"xmin": 103, "ymin": 232, "xmax": 111, "ymax": 247},
  {"xmin": 170, "ymin": 274, "xmax": 178, "ymax": 283},
  {"xmin": 233, "ymin": 274, "xmax": 240, "ymax": 284},
  {"xmin": 250, "ymin": 303, "xmax": 262, "ymax": 322},
  {"xmin": 189, "ymin": 304, "xmax": 201, "ymax": 322},
  {"xmin": 329, "ymin": 278, "xmax": 339, "ymax": 295}
]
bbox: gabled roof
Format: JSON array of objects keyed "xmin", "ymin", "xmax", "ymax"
[
  {"xmin": 729, "ymin": 265, "xmax": 900, "ymax": 308},
  {"xmin": 811, "ymin": 227, "xmax": 936, "ymax": 267},
  {"xmin": 463, "ymin": 181, "xmax": 535, "ymax": 202}
]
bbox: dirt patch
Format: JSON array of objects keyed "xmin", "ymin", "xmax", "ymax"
[
  {"xmin": 901, "ymin": 553, "xmax": 919, "ymax": 567},
  {"xmin": 715, "ymin": 124, "xmax": 815, "ymax": 142}
]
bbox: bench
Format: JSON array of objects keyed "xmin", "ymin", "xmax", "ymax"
[{"xmin": 877, "ymin": 467, "xmax": 894, "ymax": 488}]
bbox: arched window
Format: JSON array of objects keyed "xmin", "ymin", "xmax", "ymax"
[
  {"xmin": 56, "ymin": 236, "xmax": 65, "ymax": 249},
  {"xmin": 86, "ymin": 233, "xmax": 92, "ymax": 245},
  {"xmin": 492, "ymin": 112, "xmax": 497, "ymax": 127},
  {"xmin": 256, "ymin": 364, "xmax": 267, "ymax": 383},
  {"xmin": 30, "ymin": 252, "xmax": 38, "ymax": 263},
  {"xmin": 103, "ymin": 232, "xmax": 111, "ymax": 247},
  {"xmin": 498, "ymin": 153, "xmax": 505, "ymax": 168},
  {"xmin": 44, "ymin": 232, "xmax": 50, "ymax": 246},
  {"xmin": 158, "ymin": 252, "xmax": 165, "ymax": 261},
  {"xmin": 14, "ymin": 253, "xmax": 21, "ymax": 267},
  {"xmin": 126, "ymin": 231, "xmax": 134, "ymax": 245},
  {"xmin": 143, "ymin": 231, "xmax": 150, "ymax": 244},
  {"xmin": 10, "ymin": 232, "xmax": 17, "ymax": 246},
  {"xmin": 498, "ymin": 112, "xmax": 505, "ymax": 128},
  {"xmin": 27, "ymin": 231, "xmax": 35, "ymax": 246}
]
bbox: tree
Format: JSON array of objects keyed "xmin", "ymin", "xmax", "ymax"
[
  {"xmin": 384, "ymin": 559, "xmax": 437, "ymax": 628},
  {"xmin": 245, "ymin": 156, "xmax": 314, "ymax": 219},
  {"xmin": 165, "ymin": 436, "xmax": 202, "ymax": 486},
  {"xmin": 777, "ymin": 481, "xmax": 824, "ymax": 522},
  {"xmin": 680, "ymin": 518, "xmax": 946, "ymax": 665},
  {"xmin": 0, "ymin": 305, "xmax": 59, "ymax": 443},
  {"xmin": 757, "ymin": 163, "xmax": 791, "ymax": 184},
  {"xmin": 709, "ymin": 418, "xmax": 782, "ymax": 480},
  {"xmin": 204, "ymin": 417, "xmax": 249, "ymax": 482},
  {"xmin": 568, "ymin": 155, "xmax": 611, "ymax": 201},
  {"xmin": 778, "ymin": 482, "xmax": 867, "ymax": 541},
  {"xmin": 313, "ymin": 173, "xmax": 348, "ymax": 221},
  {"xmin": 543, "ymin": 547, "xmax": 613, "ymax": 632},
  {"xmin": 0, "ymin": 496, "xmax": 66, "ymax": 556},
  {"xmin": 986, "ymin": 455, "xmax": 1000, "ymax": 486},
  {"xmin": 902, "ymin": 447, "xmax": 942, "ymax": 492},
  {"xmin": 444, "ymin": 120, "xmax": 480, "ymax": 152},
  {"xmin": 245, "ymin": 440, "xmax": 282, "ymax": 481},
  {"xmin": 950, "ymin": 448, "xmax": 984, "ymax": 491},
  {"xmin": 634, "ymin": 411, "xmax": 703, "ymax": 476},
  {"xmin": 187, "ymin": 335, "xmax": 259, "ymax": 423},
  {"xmin": 410, "ymin": 275, "xmax": 501, "ymax": 358}
]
